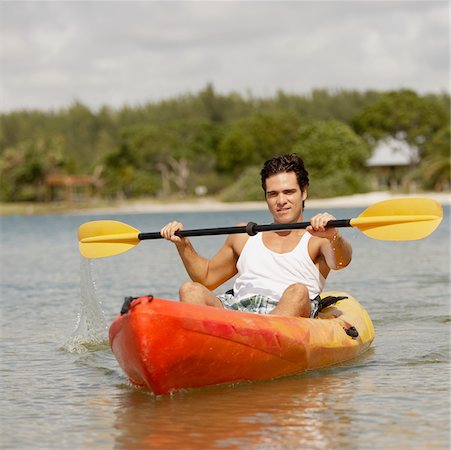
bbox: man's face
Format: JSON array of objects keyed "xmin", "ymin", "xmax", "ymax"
[{"xmin": 264, "ymin": 171, "xmax": 306, "ymax": 224}]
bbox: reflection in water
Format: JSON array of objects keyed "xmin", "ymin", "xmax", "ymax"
[{"xmin": 111, "ymin": 369, "xmax": 371, "ymax": 450}]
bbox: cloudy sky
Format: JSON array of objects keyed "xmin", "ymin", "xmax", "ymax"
[{"xmin": 1, "ymin": 1, "xmax": 449, "ymax": 112}]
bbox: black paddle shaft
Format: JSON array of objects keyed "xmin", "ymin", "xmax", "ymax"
[{"xmin": 138, "ymin": 219, "xmax": 352, "ymax": 241}]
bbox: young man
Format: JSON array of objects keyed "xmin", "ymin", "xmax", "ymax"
[{"xmin": 160, "ymin": 154, "xmax": 352, "ymax": 318}]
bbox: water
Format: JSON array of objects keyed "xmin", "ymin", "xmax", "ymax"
[{"xmin": 1, "ymin": 205, "xmax": 449, "ymax": 449}]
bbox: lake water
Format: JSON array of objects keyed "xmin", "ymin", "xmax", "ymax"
[{"xmin": 0, "ymin": 204, "xmax": 449, "ymax": 449}]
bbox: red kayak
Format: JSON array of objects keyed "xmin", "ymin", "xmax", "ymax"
[{"xmin": 109, "ymin": 291, "xmax": 375, "ymax": 395}]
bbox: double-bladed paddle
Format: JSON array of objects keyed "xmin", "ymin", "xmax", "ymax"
[{"xmin": 78, "ymin": 197, "xmax": 443, "ymax": 259}]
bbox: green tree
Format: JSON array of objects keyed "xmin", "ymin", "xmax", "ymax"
[
  {"xmin": 220, "ymin": 166, "xmax": 264, "ymax": 202},
  {"xmin": 102, "ymin": 119, "xmax": 220, "ymax": 198},
  {"xmin": 352, "ymin": 90, "xmax": 449, "ymax": 149},
  {"xmin": 61, "ymin": 101, "xmax": 103, "ymax": 171},
  {"xmin": 102, "ymin": 140, "xmax": 148, "ymax": 198},
  {"xmin": 2, "ymin": 87, "xmax": 448, "ymax": 203},
  {"xmin": 0, "ymin": 135, "xmax": 67, "ymax": 201},
  {"xmin": 216, "ymin": 111, "xmax": 302, "ymax": 175},
  {"xmin": 293, "ymin": 120, "xmax": 371, "ymax": 198},
  {"xmin": 420, "ymin": 126, "xmax": 450, "ymax": 191}
]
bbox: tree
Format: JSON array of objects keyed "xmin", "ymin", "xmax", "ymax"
[
  {"xmin": 293, "ymin": 120, "xmax": 371, "ymax": 198},
  {"xmin": 420, "ymin": 126, "xmax": 450, "ymax": 191},
  {"xmin": 0, "ymin": 135, "xmax": 67, "ymax": 201},
  {"xmin": 102, "ymin": 119, "xmax": 220, "ymax": 198},
  {"xmin": 61, "ymin": 101, "xmax": 103, "ymax": 171},
  {"xmin": 352, "ymin": 90, "xmax": 449, "ymax": 150},
  {"xmin": 220, "ymin": 166, "xmax": 264, "ymax": 202},
  {"xmin": 216, "ymin": 111, "xmax": 302, "ymax": 175},
  {"xmin": 2, "ymin": 88, "xmax": 447, "ymax": 202}
]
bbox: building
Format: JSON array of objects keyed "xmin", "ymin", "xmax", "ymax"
[
  {"xmin": 366, "ymin": 137, "xmax": 420, "ymax": 190},
  {"xmin": 45, "ymin": 174, "xmax": 102, "ymax": 205}
]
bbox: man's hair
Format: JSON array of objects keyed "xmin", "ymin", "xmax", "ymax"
[{"xmin": 260, "ymin": 153, "xmax": 309, "ymax": 192}]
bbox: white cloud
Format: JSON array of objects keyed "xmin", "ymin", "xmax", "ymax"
[{"xmin": 0, "ymin": 0, "xmax": 449, "ymax": 112}]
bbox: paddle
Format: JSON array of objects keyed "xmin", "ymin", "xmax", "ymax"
[{"xmin": 78, "ymin": 197, "xmax": 443, "ymax": 259}]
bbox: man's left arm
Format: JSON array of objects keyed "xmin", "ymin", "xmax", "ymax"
[
  {"xmin": 307, "ymin": 212, "xmax": 352, "ymax": 270},
  {"xmin": 322, "ymin": 231, "xmax": 352, "ymax": 269}
]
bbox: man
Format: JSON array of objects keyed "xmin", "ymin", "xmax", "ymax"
[{"xmin": 160, "ymin": 153, "xmax": 352, "ymax": 318}]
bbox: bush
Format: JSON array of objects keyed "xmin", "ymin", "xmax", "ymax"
[
  {"xmin": 293, "ymin": 120, "xmax": 371, "ymax": 197},
  {"xmin": 220, "ymin": 166, "xmax": 265, "ymax": 202}
]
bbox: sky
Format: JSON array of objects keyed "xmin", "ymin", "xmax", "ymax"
[{"xmin": 0, "ymin": 1, "xmax": 449, "ymax": 112}]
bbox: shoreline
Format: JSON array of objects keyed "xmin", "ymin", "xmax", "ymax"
[
  {"xmin": 68, "ymin": 191, "xmax": 451, "ymax": 215},
  {"xmin": 1, "ymin": 191, "xmax": 449, "ymax": 217}
]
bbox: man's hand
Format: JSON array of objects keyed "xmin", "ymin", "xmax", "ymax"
[
  {"xmin": 306, "ymin": 212, "xmax": 338, "ymax": 240},
  {"xmin": 160, "ymin": 221, "xmax": 186, "ymax": 244}
]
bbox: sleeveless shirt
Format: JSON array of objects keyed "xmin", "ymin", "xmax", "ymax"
[{"xmin": 232, "ymin": 231, "xmax": 325, "ymax": 301}]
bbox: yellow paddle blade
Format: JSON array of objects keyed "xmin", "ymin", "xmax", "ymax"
[
  {"xmin": 78, "ymin": 220, "xmax": 140, "ymax": 258},
  {"xmin": 350, "ymin": 198, "xmax": 443, "ymax": 240}
]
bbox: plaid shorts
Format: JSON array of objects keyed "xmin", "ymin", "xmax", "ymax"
[{"xmin": 218, "ymin": 293, "xmax": 321, "ymax": 318}]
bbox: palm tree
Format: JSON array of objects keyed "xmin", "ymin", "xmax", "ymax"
[{"xmin": 421, "ymin": 126, "xmax": 450, "ymax": 191}]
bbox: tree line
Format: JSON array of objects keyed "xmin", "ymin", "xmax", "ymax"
[{"xmin": 0, "ymin": 84, "xmax": 449, "ymax": 203}]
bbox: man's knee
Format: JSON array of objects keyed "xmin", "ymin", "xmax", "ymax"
[
  {"xmin": 179, "ymin": 281, "xmax": 205, "ymax": 302},
  {"xmin": 282, "ymin": 284, "xmax": 311, "ymax": 317},
  {"xmin": 284, "ymin": 283, "xmax": 309, "ymax": 299},
  {"xmin": 179, "ymin": 281, "xmax": 223, "ymax": 308}
]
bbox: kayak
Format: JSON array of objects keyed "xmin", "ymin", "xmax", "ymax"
[{"xmin": 109, "ymin": 291, "xmax": 375, "ymax": 395}]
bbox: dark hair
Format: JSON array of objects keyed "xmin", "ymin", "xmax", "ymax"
[{"xmin": 261, "ymin": 153, "xmax": 309, "ymax": 192}]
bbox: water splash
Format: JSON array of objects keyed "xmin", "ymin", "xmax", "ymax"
[{"xmin": 61, "ymin": 258, "xmax": 109, "ymax": 353}]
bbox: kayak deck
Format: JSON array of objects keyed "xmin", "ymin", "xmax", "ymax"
[{"xmin": 109, "ymin": 291, "xmax": 375, "ymax": 395}]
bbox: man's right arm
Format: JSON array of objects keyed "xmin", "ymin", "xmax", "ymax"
[{"xmin": 160, "ymin": 221, "xmax": 239, "ymax": 290}]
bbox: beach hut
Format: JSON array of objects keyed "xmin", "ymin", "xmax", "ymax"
[{"xmin": 366, "ymin": 137, "xmax": 419, "ymax": 190}]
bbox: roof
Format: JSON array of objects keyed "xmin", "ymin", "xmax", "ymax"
[{"xmin": 366, "ymin": 137, "xmax": 420, "ymax": 167}]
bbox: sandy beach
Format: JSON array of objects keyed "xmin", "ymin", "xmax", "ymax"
[
  {"xmin": 1, "ymin": 191, "xmax": 448, "ymax": 217},
  {"xmin": 71, "ymin": 191, "xmax": 450, "ymax": 215}
]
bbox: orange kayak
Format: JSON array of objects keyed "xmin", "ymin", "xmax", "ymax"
[{"xmin": 109, "ymin": 291, "xmax": 375, "ymax": 395}]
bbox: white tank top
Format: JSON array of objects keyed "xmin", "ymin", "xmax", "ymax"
[{"xmin": 233, "ymin": 232, "xmax": 325, "ymax": 301}]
